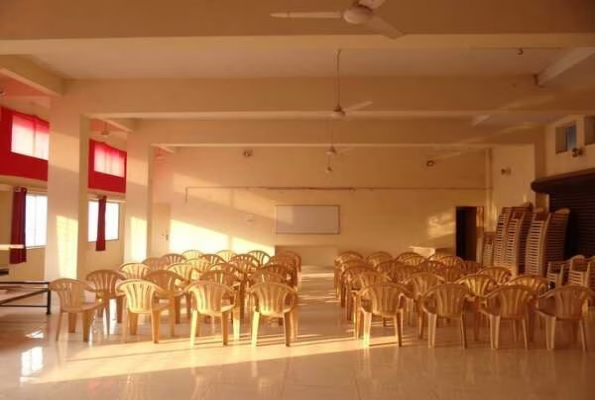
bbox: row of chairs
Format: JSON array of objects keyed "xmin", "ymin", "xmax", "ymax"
[
  {"xmin": 546, "ymin": 255, "xmax": 595, "ymax": 289},
  {"xmin": 335, "ymin": 251, "xmax": 594, "ymax": 351},
  {"xmin": 50, "ymin": 250, "xmax": 301, "ymax": 346}
]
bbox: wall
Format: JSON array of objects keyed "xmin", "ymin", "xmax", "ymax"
[
  {"xmin": 151, "ymin": 147, "xmax": 487, "ymax": 264},
  {"xmin": 545, "ymin": 115, "xmax": 595, "ymax": 177},
  {"xmin": 488, "ymin": 145, "xmax": 536, "ymax": 229}
]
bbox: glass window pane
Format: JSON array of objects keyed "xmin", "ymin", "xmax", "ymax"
[
  {"xmin": 105, "ymin": 203, "xmax": 120, "ymax": 240},
  {"xmin": 11, "ymin": 116, "xmax": 35, "ymax": 157},
  {"xmin": 88, "ymin": 201, "xmax": 98, "ymax": 242}
]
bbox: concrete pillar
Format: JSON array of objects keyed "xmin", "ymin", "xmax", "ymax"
[
  {"xmin": 124, "ymin": 134, "xmax": 151, "ymax": 262},
  {"xmin": 45, "ymin": 103, "xmax": 89, "ymax": 280}
]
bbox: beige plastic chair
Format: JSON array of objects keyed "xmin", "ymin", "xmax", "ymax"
[
  {"xmin": 375, "ymin": 260, "xmax": 398, "ymax": 273},
  {"xmin": 142, "ymin": 257, "xmax": 169, "ymax": 271},
  {"xmin": 456, "ymin": 274, "xmax": 498, "ymax": 340},
  {"xmin": 462, "ymin": 260, "xmax": 482, "ymax": 275},
  {"xmin": 434, "ymin": 266, "xmax": 464, "ymax": 282},
  {"xmin": 119, "ymin": 263, "xmax": 151, "ymax": 280},
  {"xmin": 186, "ymin": 258, "xmax": 212, "ymax": 275},
  {"xmin": 428, "ymin": 252, "xmax": 451, "ymax": 261},
  {"xmin": 546, "ymin": 255, "xmax": 585, "ymax": 288},
  {"xmin": 506, "ymin": 275, "xmax": 548, "ymax": 341},
  {"xmin": 507, "ymin": 275, "xmax": 548, "ymax": 294},
  {"xmin": 334, "ymin": 252, "xmax": 365, "ymax": 296},
  {"xmin": 398, "ymin": 253, "xmax": 426, "ymax": 267},
  {"xmin": 167, "ymin": 262, "xmax": 201, "ymax": 283},
  {"xmin": 365, "ymin": 251, "xmax": 393, "ymax": 267},
  {"xmin": 479, "ymin": 267, "xmax": 512, "ymax": 284},
  {"xmin": 182, "ymin": 249, "xmax": 203, "ymax": 260},
  {"xmin": 146, "ymin": 270, "xmax": 186, "ymax": 326},
  {"xmin": 50, "ymin": 278, "xmax": 101, "ymax": 342},
  {"xmin": 216, "ymin": 250, "xmax": 236, "ymax": 262},
  {"xmin": 421, "ymin": 283, "xmax": 470, "ymax": 348},
  {"xmin": 536, "ymin": 286, "xmax": 595, "ymax": 351},
  {"xmin": 247, "ymin": 270, "xmax": 287, "ymax": 286},
  {"xmin": 355, "ymin": 282, "xmax": 409, "ymax": 347},
  {"xmin": 440, "ymin": 255, "xmax": 464, "ymax": 268},
  {"xmin": 277, "ymin": 250, "xmax": 302, "ymax": 272},
  {"xmin": 348, "ymin": 271, "xmax": 390, "ymax": 323},
  {"xmin": 248, "ymin": 282, "xmax": 298, "ymax": 347},
  {"xmin": 161, "ymin": 253, "xmax": 186, "ymax": 266},
  {"xmin": 385, "ymin": 264, "xmax": 419, "ymax": 284},
  {"xmin": 480, "ymin": 285, "xmax": 534, "ymax": 349},
  {"xmin": 186, "ymin": 281, "xmax": 239, "ymax": 345},
  {"xmin": 200, "ymin": 253, "xmax": 227, "ymax": 266},
  {"xmin": 417, "ymin": 260, "xmax": 446, "ymax": 274},
  {"xmin": 404, "ymin": 272, "xmax": 445, "ymax": 337},
  {"xmin": 568, "ymin": 259, "xmax": 593, "ymax": 288},
  {"xmin": 86, "ymin": 269, "xmax": 126, "ymax": 334},
  {"xmin": 339, "ymin": 264, "xmax": 375, "ymax": 308},
  {"xmin": 117, "ymin": 280, "xmax": 173, "ymax": 344},
  {"xmin": 201, "ymin": 269, "xmax": 237, "ymax": 287},
  {"xmin": 247, "ymin": 250, "xmax": 270, "ymax": 265},
  {"xmin": 262, "ymin": 263, "xmax": 297, "ymax": 288},
  {"xmin": 229, "ymin": 254, "xmax": 261, "ymax": 274}
]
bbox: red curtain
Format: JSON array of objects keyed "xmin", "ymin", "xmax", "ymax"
[
  {"xmin": 96, "ymin": 196, "xmax": 107, "ymax": 251},
  {"xmin": 9, "ymin": 188, "xmax": 27, "ymax": 264},
  {"xmin": 0, "ymin": 107, "xmax": 49, "ymax": 181},
  {"xmin": 88, "ymin": 140, "xmax": 127, "ymax": 193}
]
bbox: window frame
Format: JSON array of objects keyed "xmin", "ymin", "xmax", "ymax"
[
  {"xmin": 88, "ymin": 200, "xmax": 121, "ymax": 243},
  {"xmin": 555, "ymin": 123, "xmax": 578, "ymax": 154}
]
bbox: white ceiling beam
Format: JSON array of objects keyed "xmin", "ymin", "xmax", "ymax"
[
  {"xmin": 1, "ymin": 0, "xmax": 594, "ymax": 44},
  {"xmin": 0, "ymin": 55, "xmax": 63, "ymax": 96},
  {"xmin": 536, "ymin": 47, "xmax": 595, "ymax": 87}
]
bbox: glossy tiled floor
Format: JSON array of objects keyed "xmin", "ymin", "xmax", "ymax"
[{"xmin": 1, "ymin": 266, "xmax": 594, "ymax": 400}]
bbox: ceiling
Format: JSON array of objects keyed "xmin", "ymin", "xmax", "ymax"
[{"xmin": 30, "ymin": 47, "xmax": 563, "ymax": 79}]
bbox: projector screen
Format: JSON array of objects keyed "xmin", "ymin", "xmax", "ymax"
[{"xmin": 275, "ymin": 205, "xmax": 340, "ymax": 235}]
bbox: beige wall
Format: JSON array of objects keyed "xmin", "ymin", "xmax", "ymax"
[
  {"xmin": 488, "ymin": 146, "xmax": 536, "ymax": 229},
  {"xmin": 545, "ymin": 115, "xmax": 595, "ymax": 177},
  {"xmin": 150, "ymin": 147, "xmax": 487, "ymax": 263}
]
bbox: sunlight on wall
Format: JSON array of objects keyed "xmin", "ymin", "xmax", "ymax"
[
  {"xmin": 48, "ymin": 133, "xmax": 80, "ymax": 172},
  {"xmin": 427, "ymin": 211, "xmax": 455, "ymax": 242},
  {"xmin": 231, "ymin": 237, "xmax": 274, "ymax": 255},
  {"xmin": 129, "ymin": 216, "xmax": 147, "ymax": 261},
  {"xmin": 56, "ymin": 215, "xmax": 78, "ymax": 278},
  {"xmin": 169, "ymin": 219, "xmax": 229, "ymax": 253}
]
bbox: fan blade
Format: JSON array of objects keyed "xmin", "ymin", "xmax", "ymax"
[
  {"xmin": 358, "ymin": 0, "xmax": 387, "ymax": 10},
  {"xmin": 337, "ymin": 147, "xmax": 356, "ymax": 155},
  {"xmin": 344, "ymin": 100, "xmax": 373, "ymax": 113},
  {"xmin": 270, "ymin": 11, "xmax": 342, "ymax": 19},
  {"xmin": 365, "ymin": 16, "xmax": 403, "ymax": 39}
]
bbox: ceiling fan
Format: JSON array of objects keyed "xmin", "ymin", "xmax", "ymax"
[
  {"xmin": 330, "ymin": 48, "xmax": 373, "ymax": 119},
  {"xmin": 271, "ymin": 0, "xmax": 403, "ymax": 39}
]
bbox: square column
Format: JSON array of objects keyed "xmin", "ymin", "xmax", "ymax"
[
  {"xmin": 124, "ymin": 135, "xmax": 151, "ymax": 262},
  {"xmin": 45, "ymin": 104, "xmax": 89, "ymax": 280}
]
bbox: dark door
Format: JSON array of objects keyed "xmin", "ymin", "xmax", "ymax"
[{"xmin": 456, "ymin": 207, "xmax": 482, "ymax": 260}]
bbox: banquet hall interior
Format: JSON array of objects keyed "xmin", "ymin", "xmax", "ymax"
[{"xmin": 1, "ymin": 1, "xmax": 595, "ymax": 399}]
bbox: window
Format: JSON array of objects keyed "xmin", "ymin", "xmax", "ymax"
[
  {"xmin": 11, "ymin": 114, "xmax": 49, "ymax": 160},
  {"xmin": 555, "ymin": 123, "xmax": 577, "ymax": 153},
  {"xmin": 93, "ymin": 142, "xmax": 125, "ymax": 177},
  {"xmin": 25, "ymin": 194, "xmax": 47, "ymax": 247},
  {"xmin": 88, "ymin": 200, "xmax": 120, "ymax": 242}
]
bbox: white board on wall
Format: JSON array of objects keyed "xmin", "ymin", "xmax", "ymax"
[{"xmin": 275, "ymin": 205, "xmax": 340, "ymax": 235}]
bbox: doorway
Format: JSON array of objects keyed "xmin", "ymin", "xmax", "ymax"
[{"xmin": 455, "ymin": 206, "xmax": 483, "ymax": 261}]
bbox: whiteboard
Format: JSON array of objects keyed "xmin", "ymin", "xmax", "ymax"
[{"xmin": 275, "ymin": 205, "xmax": 340, "ymax": 235}]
